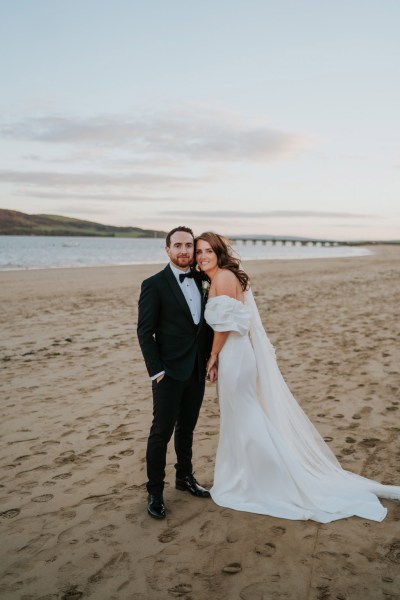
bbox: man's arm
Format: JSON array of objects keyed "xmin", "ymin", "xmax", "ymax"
[{"xmin": 137, "ymin": 279, "xmax": 164, "ymax": 377}]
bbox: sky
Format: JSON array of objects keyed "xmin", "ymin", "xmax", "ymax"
[{"xmin": 0, "ymin": 0, "xmax": 399, "ymax": 240}]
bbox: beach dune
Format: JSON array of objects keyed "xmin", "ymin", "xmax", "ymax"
[{"xmin": 1, "ymin": 247, "xmax": 400, "ymax": 599}]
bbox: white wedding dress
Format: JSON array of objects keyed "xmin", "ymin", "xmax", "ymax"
[{"xmin": 204, "ymin": 291, "xmax": 400, "ymax": 523}]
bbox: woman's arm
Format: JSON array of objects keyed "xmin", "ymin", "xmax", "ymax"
[
  {"xmin": 207, "ymin": 331, "xmax": 229, "ymax": 373},
  {"xmin": 206, "ymin": 269, "xmax": 239, "ymax": 375}
]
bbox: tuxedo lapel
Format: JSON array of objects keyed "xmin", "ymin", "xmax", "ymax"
[
  {"xmin": 196, "ymin": 277, "xmax": 206, "ymax": 330},
  {"xmin": 163, "ymin": 264, "xmax": 196, "ymax": 325}
]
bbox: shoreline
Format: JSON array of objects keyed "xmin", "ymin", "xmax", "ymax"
[
  {"xmin": 1, "ymin": 246, "xmax": 400, "ymax": 599},
  {"xmin": 0, "ymin": 237, "xmax": 374, "ymax": 272},
  {"xmin": 0, "ymin": 244, "xmax": 375, "ymax": 275}
]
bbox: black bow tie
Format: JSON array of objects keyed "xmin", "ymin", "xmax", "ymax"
[{"xmin": 179, "ymin": 271, "xmax": 195, "ymax": 283}]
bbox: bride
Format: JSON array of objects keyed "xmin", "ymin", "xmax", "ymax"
[{"xmin": 195, "ymin": 231, "xmax": 400, "ymax": 523}]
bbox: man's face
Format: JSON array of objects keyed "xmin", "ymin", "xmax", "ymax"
[{"xmin": 166, "ymin": 231, "xmax": 194, "ymax": 270}]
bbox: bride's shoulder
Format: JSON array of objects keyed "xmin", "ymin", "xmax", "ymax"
[
  {"xmin": 213, "ymin": 268, "xmax": 238, "ymax": 298},
  {"xmin": 215, "ymin": 267, "xmax": 236, "ymax": 281}
]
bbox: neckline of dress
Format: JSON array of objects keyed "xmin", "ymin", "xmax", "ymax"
[{"xmin": 207, "ymin": 294, "xmax": 245, "ymax": 305}]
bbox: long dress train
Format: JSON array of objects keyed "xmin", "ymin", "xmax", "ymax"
[{"xmin": 204, "ymin": 291, "xmax": 400, "ymax": 523}]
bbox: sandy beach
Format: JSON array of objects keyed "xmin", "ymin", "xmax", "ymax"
[{"xmin": 1, "ymin": 246, "xmax": 400, "ymax": 600}]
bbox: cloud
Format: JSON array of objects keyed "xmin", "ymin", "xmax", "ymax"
[
  {"xmin": 15, "ymin": 190, "xmax": 184, "ymax": 202},
  {"xmin": 160, "ymin": 210, "xmax": 375, "ymax": 219},
  {"xmin": 1, "ymin": 109, "xmax": 312, "ymax": 163},
  {"xmin": 0, "ymin": 169, "xmax": 202, "ymax": 189}
]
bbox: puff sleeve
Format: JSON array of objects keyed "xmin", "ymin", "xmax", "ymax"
[{"xmin": 204, "ymin": 295, "xmax": 250, "ymax": 335}]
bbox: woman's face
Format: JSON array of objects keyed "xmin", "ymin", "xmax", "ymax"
[{"xmin": 196, "ymin": 239, "xmax": 218, "ymax": 274}]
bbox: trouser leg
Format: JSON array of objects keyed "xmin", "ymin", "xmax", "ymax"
[
  {"xmin": 174, "ymin": 366, "xmax": 205, "ymax": 480},
  {"xmin": 146, "ymin": 375, "xmax": 182, "ymax": 495}
]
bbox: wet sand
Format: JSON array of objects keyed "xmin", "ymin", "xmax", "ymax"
[{"xmin": 1, "ymin": 246, "xmax": 400, "ymax": 599}]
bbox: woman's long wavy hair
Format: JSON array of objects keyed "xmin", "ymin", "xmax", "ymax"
[{"xmin": 195, "ymin": 231, "xmax": 250, "ymax": 292}]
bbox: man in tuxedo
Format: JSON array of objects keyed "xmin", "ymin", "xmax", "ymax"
[{"xmin": 137, "ymin": 226, "xmax": 214, "ymax": 519}]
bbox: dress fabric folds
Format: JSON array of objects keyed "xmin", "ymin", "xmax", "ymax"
[{"xmin": 204, "ymin": 291, "xmax": 400, "ymax": 523}]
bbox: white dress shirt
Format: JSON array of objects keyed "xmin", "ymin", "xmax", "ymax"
[{"xmin": 169, "ymin": 263, "xmax": 201, "ymax": 325}]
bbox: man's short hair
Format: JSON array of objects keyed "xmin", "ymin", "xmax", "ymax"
[{"xmin": 166, "ymin": 226, "xmax": 194, "ymax": 247}]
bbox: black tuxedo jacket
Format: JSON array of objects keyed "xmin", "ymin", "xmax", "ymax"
[{"xmin": 137, "ymin": 265, "xmax": 213, "ymax": 381}]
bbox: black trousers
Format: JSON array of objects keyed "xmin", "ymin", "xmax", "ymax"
[{"xmin": 146, "ymin": 363, "xmax": 205, "ymax": 496}]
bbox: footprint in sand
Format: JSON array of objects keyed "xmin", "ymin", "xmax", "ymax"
[
  {"xmin": 52, "ymin": 472, "xmax": 72, "ymax": 480},
  {"xmin": 86, "ymin": 535, "xmax": 100, "ymax": 543},
  {"xmin": 385, "ymin": 541, "xmax": 400, "ymax": 564},
  {"xmin": 254, "ymin": 542, "xmax": 276, "ymax": 557},
  {"xmin": 15, "ymin": 454, "xmax": 31, "ymax": 462},
  {"xmin": 222, "ymin": 562, "xmax": 242, "ymax": 574},
  {"xmin": 105, "ymin": 463, "xmax": 120, "ymax": 471},
  {"xmin": 55, "ymin": 451, "xmax": 77, "ymax": 465},
  {"xmin": 342, "ymin": 448, "xmax": 355, "ymax": 455},
  {"xmin": 314, "ymin": 550, "xmax": 350, "ymax": 560},
  {"xmin": 158, "ymin": 529, "xmax": 177, "ymax": 543},
  {"xmin": 270, "ymin": 526, "xmax": 286, "ymax": 536},
  {"xmin": 0, "ymin": 508, "xmax": 20, "ymax": 519},
  {"xmin": 226, "ymin": 530, "xmax": 241, "ymax": 543},
  {"xmin": 316, "ymin": 584, "xmax": 331, "ymax": 600},
  {"xmin": 126, "ymin": 483, "xmax": 147, "ymax": 491},
  {"xmin": 61, "ymin": 585, "xmax": 84, "ymax": 599},
  {"xmin": 358, "ymin": 438, "xmax": 380, "ymax": 448},
  {"xmin": 32, "ymin": 494, "xmax": 54, "ymax": 502},
  {"xmin": 93, "ymin": 499, "xmax": 119, "ymax": 514},
  {"xmin": 168, "ymin": 583, "xmax": 192, "ymax": 596},
  {"xmin": 58, "ymin": 509, "xmax": 76, "ymax": 520}
]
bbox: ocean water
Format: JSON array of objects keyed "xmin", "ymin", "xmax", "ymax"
[{"xmin": 0, "ymin": 236, "xmax": 372, "ymax": 271}]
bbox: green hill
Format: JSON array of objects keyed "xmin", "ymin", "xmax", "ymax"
[{"xmin": 0, "ymin": 209, "xmax": 167, "ymax": 238}]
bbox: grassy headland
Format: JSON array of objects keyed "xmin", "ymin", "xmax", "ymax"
[{"xmin": 0, "ymin": 209, "xmax": 166, "ymax": 238}]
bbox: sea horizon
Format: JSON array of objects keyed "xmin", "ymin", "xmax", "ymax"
[{"xmin": 0, "ymin": 235, "xmax": 373, "ymax": 271}]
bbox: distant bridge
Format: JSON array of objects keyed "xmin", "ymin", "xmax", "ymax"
[{"xmin": 229, "ymin": 236, "xmax": 399, "ymax": 247}]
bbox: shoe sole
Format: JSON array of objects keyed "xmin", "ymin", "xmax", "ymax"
[
  {"xmin": 147, "ymin": 508, "xmax": 166, "ymax": 519},
  {"xmin": 175, "ymin": 484, "xmax": 211, "ymax": 497}
]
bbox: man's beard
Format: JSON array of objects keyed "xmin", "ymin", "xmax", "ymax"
[{"xmin": 172, "ymin": 255, "xmax": 192, "ymax": 268}]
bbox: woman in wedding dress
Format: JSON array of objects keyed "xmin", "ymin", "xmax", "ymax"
[{"xmin": 195, "ymin": 232, "xmax": 400, "ymax": 523}]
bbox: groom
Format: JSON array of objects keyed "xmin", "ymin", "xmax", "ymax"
[{"xmin": 137, "ymin": 226, "xmax": 213, "ymax": 519}]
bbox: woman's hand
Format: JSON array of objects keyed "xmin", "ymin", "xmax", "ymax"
[
  {"xmin": 206, "ymin": 353, "xmax": 218, "ymax": 379},
  {"xmin": 207, "ymin": 365, "xmax": 218, "ymax": 383}
]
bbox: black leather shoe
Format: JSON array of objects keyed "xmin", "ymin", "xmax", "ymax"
[
  {"xmin": 175, "ymin": 474, "xmax": 211, "ymax": 498},
  {"xmin": 147, "ymin": 494, "xmax": 166, "ymax": 519}
]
